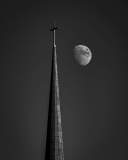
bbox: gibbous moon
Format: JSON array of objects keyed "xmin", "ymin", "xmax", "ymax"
[{"xmin": 74, "ymin": 44, "xmax": 92, "ymax": 66}]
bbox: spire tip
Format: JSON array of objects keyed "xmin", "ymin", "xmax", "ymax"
[{"xmin": 50, "ymin": 24, "xmax": 58, "ymax": 31}]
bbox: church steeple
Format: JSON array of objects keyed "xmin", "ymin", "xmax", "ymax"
[{"xmin": 44, "ymin": 25, "xmax": 64, "ymax": 160}]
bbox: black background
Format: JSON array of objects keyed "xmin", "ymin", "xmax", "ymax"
[{"xmin": 0, "ymin": 0, "xmax": 128, "ymax": 160}]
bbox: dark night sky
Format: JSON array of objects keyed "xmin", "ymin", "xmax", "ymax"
[{"xmin": 0, "ymin": 0, "xmax": 128, "ymax": 160}]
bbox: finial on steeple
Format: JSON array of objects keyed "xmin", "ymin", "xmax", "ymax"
[{"xmin": 50, "ymin": 23, "xmax": 58, "ymax": 47}]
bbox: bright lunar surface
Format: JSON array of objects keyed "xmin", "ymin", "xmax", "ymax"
[{"xmin": 74, "ymin": 44, "xmax": 92, "ymax": 66}]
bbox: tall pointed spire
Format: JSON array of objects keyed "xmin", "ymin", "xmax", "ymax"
[{"xmin": 44, "ymin": 25, "xmax": 64, "ymax": 160}]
